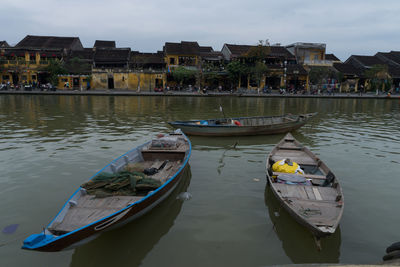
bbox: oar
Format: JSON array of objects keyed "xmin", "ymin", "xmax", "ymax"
[{"xmin": 219, "ymin": 105, "xmax": 226, "ymax": 119}]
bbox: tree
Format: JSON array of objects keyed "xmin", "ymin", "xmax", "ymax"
[
  {"xmin": 244, "ymin": 40, "xmax": 271, "ymax": 89},
  {"xmin": 226, "ymin": 60, "xmax": 248, "ymax": 88},
  {"xmin": 364, "ymin": 64, "xmax": 390, "ymax": 91},
  {"xmin": 42, "ymin": 60, "xmax": 66, "ymax": 85},
  {"xmin": 172, "ymin": 66, "xmax": 196, "ymax": 86},
  {"xmin": 244, "ymin": 40, "xmax": 271, "ymax": 61},
  {"xmin": 203, "ymin": 72, "xmax": 219, "ymax": 88},
  {"xmin": 64, "ymin": 57, "xmax": 91, "ymax": 74},
  {"xmin": 250, "ymin": 61, "xmax": 268, "ymax": 88},
  {"xmin": 308, "ymin": 66, "xmax": 337, "ymax": 85}
]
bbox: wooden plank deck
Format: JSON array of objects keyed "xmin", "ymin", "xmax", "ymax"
[
  {"xmin": 273, "ymin": 183, "xmax": 338, "ymax": 202},
  {"xmin": 273, "ymin": 183, "xmax": 341, "ymax": 227},
  {"xmin": 49, "ymin": 195, "xmax": 143, "ymax": 233},
  {"xmin": 288, "ymin": 198, "xmax": 342, "ymax": 226}
]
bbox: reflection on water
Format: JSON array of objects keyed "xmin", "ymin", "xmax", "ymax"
[
  {"xmin": 71, "ymin": 165, "xmax": 192, "ymax": 267},
  {"xmin": 265, "ymin": 186, "xmax": 341, "ymax": 263},
  {"xmin": 0, "ymin": 95, "xmax": 399, "ymax": 266}
]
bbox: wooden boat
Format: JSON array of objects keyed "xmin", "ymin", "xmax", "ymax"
[
  {"xmin": 264, "ymin": 186, "xmax": 341, "ymax": 261},
  {"xmin": 22, "ymin": 129, "xmax": 191, "ymax": 252},
  {"xmin": 168, "ymin": 113, "xmax": 316, "ymax": 136},
  {"xmin": 265, "ymin": 133, "xmax": 343, "ymax": 237}
]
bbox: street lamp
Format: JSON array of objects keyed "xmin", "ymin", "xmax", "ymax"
[{"xmin": 283, "ymin": 60, "xmax": 287, "ymax": 90}]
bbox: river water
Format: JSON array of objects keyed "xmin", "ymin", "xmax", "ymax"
[{"xmin": 0, "ymin": 95, "xmax": 399, "ymax": 266}]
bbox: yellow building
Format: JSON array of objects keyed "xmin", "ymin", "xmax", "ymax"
[
  {"xmin": 0, "ymin": 48, "xmax": 62, "ymax": 86},
  {"xmin": 1, "ymin": 35, "xmax": 83, "ymax": 88},
  {"xmin": 163, "ymin": 41, "xmax": 201, "ymax": 70},
  {"xmin": 91, "ymin": 69, "xmax": 165, "ymax": 91}
]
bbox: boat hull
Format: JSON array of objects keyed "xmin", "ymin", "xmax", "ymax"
[
  {"xmin": 22, "ymin": 130, "xmax": 192, "ymax": 252},
  {"xmin": 169, "ymin": 113, "xmax": 316, "ymax": 136},
  {"xmin": 174, "ymin": 121, "xmax": 307, "ymax": 136},
  {"xmin": 265, "ymin": 133, "xmax": 343, "ymax": 238},
  {"xmin": 30, "ymin": 164, "xmax": 188, "ymax": 252}
]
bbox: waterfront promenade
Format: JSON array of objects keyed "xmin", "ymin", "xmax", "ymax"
[{"xmin": 0, "ymin": 89, "xmax": 398, "ymax": 99}]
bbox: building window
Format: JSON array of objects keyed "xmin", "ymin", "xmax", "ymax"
[
  {"xmin": 169, "ymin": 58, "xmax": 175, "ymax": 64},
  {"xmin": 22, "ymin": 75, "xmax": 27, "ymax": 81},
  {"xmin": 31, "ymin": 75, "xmax": 36, "ymax": 80},
  {"xmin": 2, "ymin": 75, "xmax": 10, "ymax": 80},
  {"xmin": 61, "ymin": 78, "xmax": 68, "ymax": 82}
]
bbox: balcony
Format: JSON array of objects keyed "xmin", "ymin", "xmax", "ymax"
[
  {"xmin": 0, "ymin": 60, "xmax": 28, "ymax": 65},
  {"xmin": 303, "ymin": 59, "xmax": 333, "ymax": 66}
]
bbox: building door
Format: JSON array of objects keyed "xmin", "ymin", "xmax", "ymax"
[
  {"xmin": 12, "ymin": 72, "xmax": 19, "ymax": 85},
  {"xmin": 155, "ymin": 78, "xmax": 163, "ymax": 88},
  {"xmin": 265, "ymin": 76, "xmax": 280, "ymax": 89},
  {"xmin": 108, "ymin": 77, "xmax": 114, "ymax": 89},
  {"xmin": 38, "ymin": 72, "xmax": 50, "ymax": 84},
  {"xmin": 73, "ymin": 77, "xmax": 80, "ymax": 88}
]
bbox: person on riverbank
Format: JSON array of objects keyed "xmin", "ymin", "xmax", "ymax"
[{"xmin": 359, "ymin": 84, "xmax": 364, "ymax": 96}]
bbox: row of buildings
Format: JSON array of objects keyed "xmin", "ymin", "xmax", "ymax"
[{"xmin": 1, "ymin": 35, "xmax": 399, "ymax": 92}]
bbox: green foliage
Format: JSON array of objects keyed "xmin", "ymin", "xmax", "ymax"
[
  {"xmin": 250, "ymin": 61, "xmax": 268, "ymax": 87},
  {"xmin": 172, "ymin": 66, "xmax": 196, "ymax": 85},
  {"xmin": 364, "ymin": 65, "xmax": 389, "ymax": 91},
  {"xmin": 364, "ymin": 64, "xmax": 389, "ymax": 80},
  {"xmin": 384, "ymin": 79, "xmax": 392, "ymax": 91},
  {"xmin": 64, "ymin": 57, "xmax": 91, "ymax": 74},
  {"xmin": 226, "ymin": 60, "xmax": 248, "ymax": 85},
  {"xmin": 203, "ymin": 72, "xmax": 219, "ymax": 84},
  {"xmin": 308, "ymin": 67, "xmax": 337, "ymax": 85},
  {"xmin": 43, "ymin": 60, "xmax": 67, "ymax": 85},
  {"xmin": 244, "ymin": 40, "xmax": 271, "ymax": 61}
]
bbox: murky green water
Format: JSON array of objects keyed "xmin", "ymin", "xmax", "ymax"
[{"xmin": 0, "ymin": 95, "xmax": 399, "ymax": 266}]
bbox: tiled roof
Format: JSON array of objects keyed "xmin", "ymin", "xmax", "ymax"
[
  {"xmin": 130, "ymin": 51, "xmax": 165, "ymax": 64},
  {"xmin": 0, "ymin": 41, "xmax": 10, "ymax": 48},
  {"xmin": 376, "ymin": 51, "xmax": 400, "ymax": 65},
  {"xmin": 349, "ymin": 55, "xmax": 385, "ymax": 67},
  {"xmin": 94, "ymin": 48, "xmax": 131, "ymax": 62},
  {"xmin": 94, "ymin": 40, "xmax": 116, "ymax": 48},
  {"xmin": 225, "ymin": 44, "xmax": 294, "ymax": 59},
  {"xmin": 199, "ymin": 46, "xmax": 213, "ymax": 53},
  {"xmin": 325, "ymin": 54, "xmax": 340, "ymax": 61},
  {"xmin": 200, "ymin": 51, "xmax": 224, "ymax": 61},
  {"xmin": 269, "ymin": 46, "xmax": 294, "ymax": 59},
  {"xmin": 69, "ymin": 48, "xmax": 94, "ymax": 60},
  {"xmin": 224, "ymin": 44, "xmax": 252, "ymax": 57},
  {"xmin": 164, "ymin": 41, "xmax": 201, "ymax": 55},
  {"xmin": 286, "ymin": 64, "xmax": 308, "ymax": 75},
  {"xmin": 15, "ymin": 35, "xmax": 83, "ymax": 50},
  {"xmin": 333, "ymin": 63, "xmax": 362, "ymax": 76}
]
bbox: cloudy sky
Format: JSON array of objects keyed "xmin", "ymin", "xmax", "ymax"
[{"xmin": 2, "ymin": 0, "xmax": 400, "ymax": 61}]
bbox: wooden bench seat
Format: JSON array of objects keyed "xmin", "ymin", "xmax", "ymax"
[{"xmin": 273, "ymin": 172, "xmax": 326, "ymax": 180}]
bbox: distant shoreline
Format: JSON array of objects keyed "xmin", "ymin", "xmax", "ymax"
[{"xmin": 0, "ymin": 89, "xmax": 397, "ymax": 99}]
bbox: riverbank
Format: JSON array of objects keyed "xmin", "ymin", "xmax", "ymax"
[{"xmin": 0, "ymin": 89, "xmax": 398, "ymax": 99}]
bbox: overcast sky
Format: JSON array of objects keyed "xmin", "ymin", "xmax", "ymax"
[{"xmin": 2, "ymin": 0, "xmax": 400, "ymax": 61}]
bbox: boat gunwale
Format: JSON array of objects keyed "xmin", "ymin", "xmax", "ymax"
[
  {"xmin": 265, "ymin": 133, "xmax": 344, "ymax": 236},
  {"xmin": 169, "ymin": 113, "xmax": 317, "ymax": 128},
  {"xmin": 23, "ymin": 130, "xmax": 192, "ymax": 250}
]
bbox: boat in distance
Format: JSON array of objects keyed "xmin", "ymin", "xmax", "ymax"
[
  {"xmin": 265, "ymin": 133, "xmax": 344, "ymax": 237},
  {"xmin": 22, "ymin": 129, "xmax": 191, "ymax": 252},
  {"xmin": 168, "ymin": 113, "xmax": 317, "ymax": 136}
]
